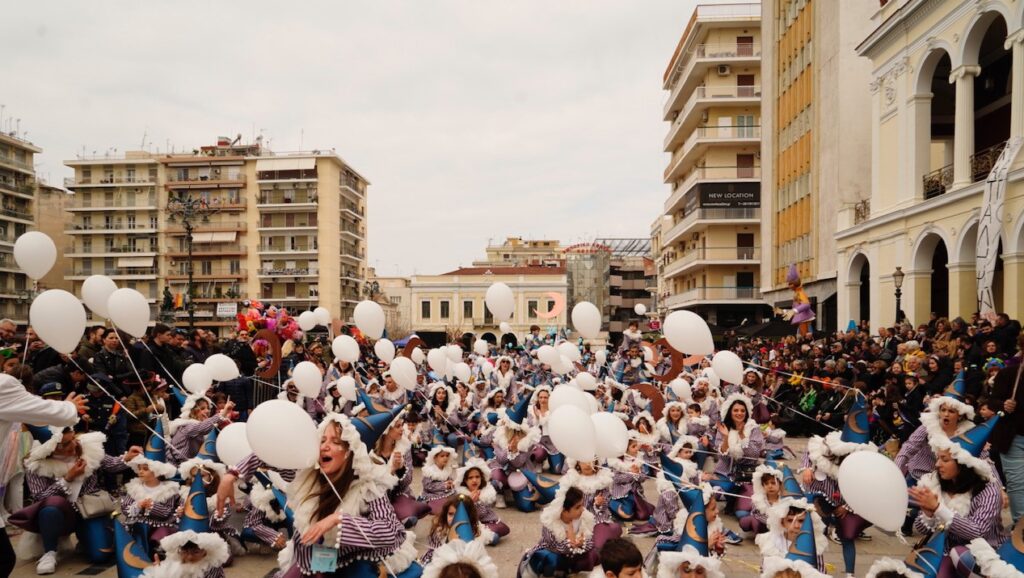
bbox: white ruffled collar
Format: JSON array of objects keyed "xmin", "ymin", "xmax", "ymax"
[
  {"xmin": 917, "ymin": 472, "xmax": 973, "ymax": 518},
  {"xmin": 125, "ymin": 478, "xmax": 180, "ymax": 504},
  {"xmin": 560, "ymin": 468, "xmax": 614, "ymax": 495}
]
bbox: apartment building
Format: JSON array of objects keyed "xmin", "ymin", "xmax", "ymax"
[
  {"xmin": 0, "ymin": 130, "xmax": 40, "ymax": 323},
  {"xmin": 660, "ymin": 3, "xmax": 768, "ymax": 328},
  {"xmin": 64, "ymin": 138, "xmax": 369, "ymax": 332}
]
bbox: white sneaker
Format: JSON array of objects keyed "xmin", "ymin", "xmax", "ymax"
[
  {"xmin": 226, "ymin": 535, "xmax": 246, "ymax": 557},
  {"xmin": 496, "ymin": 494, "xmax": 507, "ymax": 509},
  {"xmin": 36, "ymin": 551, "xmax": 57, "ymax": 575}
]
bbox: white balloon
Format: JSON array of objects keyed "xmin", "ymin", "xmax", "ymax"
[
  {"xmin": 537, "ymin": 345, "xmax": 560, "ymax": 366},
  {"xmin": 634, "ymin": 303, "xmax": 647, "ymax": 316},
  {"xmin": 106, "ymin": 288, "xmax": 151, "ymax": 338},
  {"xmin": 550, "ymin": 385, "xmax": 593, "ymax": 415},
  {"xmin": 499, "ymin": 322, "xmax": 511, "ymax": 335},
  {"xmin": 473, "ymin": 339, "xmax": 489, "ymax": 356},
  {"xmin": 332, "ymin": 335, "xmax": 360, "ymax": 363},
  {"xmin": 453, "ymin": 362, "xmax": 471, "ymax": 383},
  {"xmin": 353, "ymin": 300, "xmax": 385, "ymax": 339},
  {"xmin": 411, "ymin": 347, "xmax": 425, "ymax": 365},
  {"xmin": 838, "ymin": 451, "xmax": 908, "ymax": 532},
  {"xmin": 558, "ymin": 342, "xmax": 581, "ymax": 362},
  {"xmin": 374, "ymin": 339, "xmax": 395, "ymax": 364},
  {"xmin": 443, "ymin": 359, "xmax": 454, "ymax": 380},
  {"xmin": 182, "ymin": 364, "xmax": 213, "ymax": 395},
  {"xmin": 591, "ymin": 412, "xmax": 629, "ymax": 459},
  {"xmin": 702, "ymin": 368, "xmax": 721, "ymax": 390},
  {"xmin": 712, "ymin": 351, "xmax": 745, "ymax": 384},
  {"xmin": 576, "ymin": 372, "xmax": 597, "ymax": 391},
  {"xmin": 13, "ymin": 231, "xmax": 56, "ymax": 281},
  {"xmin": 427, "ymin": 349, "xmax": 448, "ymax": 373},
  {"xmin": 313, "ymin": 306, "xmax": 332, "ymax": 327},
  {"xmin": 571, "ymin": 302, "xmax": 602, "ymax": 339},
  {"xmin": 205, "ymin": 353, "xmax": 239, "ymax": 381},
  {"xmin": 484, "ymin": 282, "xmax": 514, "ymax": 321},
  {"xmin": 480, "ymin": 362, "xmax": 493, "ymax": 377},
  {"xmin": 548, "ymin": 406, "xmax": 596, "ymax": 462},
  {"xmin": 337, "ymin": 376, "xmax": 358, "ymax": 401},
  {"xmin": 554, "ymin": 355, "xmax": 574, "ymax": 376},
  {"xmin": 29, "ymin": 290, "xmax": 86, "ymax": 354},
  {"xmin": 669, "ymin": 378, "xmax": 692, "ymax": 402},
  {"xmin": 595, "ymin": 350, "xmax": 607, "ymax": 366},
  {"xmin": 215, "ymin": 423, "xmax": 251, "ymax": 469},
  {"xmin": 297, "ymin": 311, "xmax": 318, "ymax": 331},
  {"xmin": 292, "ymin": 361, "xmax": 323, "ymax": 397},
  {"xmin": 663, "ymin": 310, "xmax": 714, "ymax": 355},
  {"xmin": 247, "ymin": 400, "xmax": 318, "ymax": 469},
  {"xmin": 390, "ymin": 357, "xmax": 418, "ymax": 390},
  {"xmin": 642, "ymin": 346, "xmax": 654, "ymax": 362},
  {"xmin": 81, "ymin": 275, "xmax": 118, "ymax": 318},
  {"xmin": 446, "ymin": 345, "xmax": 463, "ymax": 363}
]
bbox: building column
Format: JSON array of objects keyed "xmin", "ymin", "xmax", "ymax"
[
  {"xmin": 950, "ymin": 65, "xmax": 981, "ymax": 188},
  {"xmin": 947, "ymin": 263, "xmax": 978, "ymax": 319},
  {"xmin": 1003, "ymin": 253, "xmax": 1024, "ymax": 321},
  {"xmin": 909, "ymin": 93, "xmax": 934, "ymax": 200},
  {"xmin": 1006, "ymin": 30, "xmax": 1024, "ymax": 138},
  {"xmin": 907, "ymin": 270, "xmax": 931, "ymax": 326}
]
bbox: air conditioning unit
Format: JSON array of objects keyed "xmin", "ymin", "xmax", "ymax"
[
  {"xmin": 701, "ymin": 110, "xmax": 710, "ymax": 122},
  {"xmin": 717, "ymin": 65, "xmax": 731, "ymax": 76}
]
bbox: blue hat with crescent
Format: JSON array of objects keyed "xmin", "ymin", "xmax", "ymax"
[
  {"xmin": 968, "ymin": 515, "xmax": 1024, "ymax": 576},
  {"xmin": 840, "ymin": 391, "xmax": 871, "ymax": 445},
  {"xmin": 780, "ymin": 465, "xmax": 806, "ymax": 500},
  {"xmin": 930, "ymin": 414, "xmax": 1000, "ymax": 480},
  {"xmin": 904, "ymin": 527, "xmax": 948, "ymax": 578},
  {"xmin": 195, "ymin": 428, "xmax": 218, "ymax": 462},
  {"xmin": 944, "ymin": 370, "xmax": 967, "ymax": 401},
  {"xmin": 518, "ymin": 468, "xmax": 560, "ymax": 503},
  {"xmin": 144, "ymin": 417, "xmax": 167, "ymax": 462},
  {"xmin": 351, "ymin": 404, "xmax": 406, "ymax": 450},
  {"xmin": 786, "ymin": 505, "xmax": 819, "ymax": 567},
  {"xmin": 253, "ymin": 471, "xmax": 294, "ymax": 528},
  {"xmin": 179, "ymin": 469, "xmax": 211, "ymax": 533},
  {"xmin": 504, "ymin": 395, "xmax": 530, "ymax": 427},
  {"xmin": 676, "ymin": 487, "xmax": 709, "ymax": 556},
  {"xmin": 114, "ymin": 518, "xmax": 151, "ymax": 577},
  {"xmin": 356, "ymin": 388, "xmax": 390, "ymax": 415},
  {"xmin": 660, "ymin": 453, "xmax": 687, "ymax": 492},
  {"xmin": 452, "ymin": 495, "xmax": 477, "ymax": 543}
]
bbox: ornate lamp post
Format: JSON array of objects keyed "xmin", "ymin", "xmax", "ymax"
[
  {"xmin": 166, "ymin": 192, "xmax": 218, "ymax": 330},
  {"xmin": 893, "ymin": 266, "xmax": 905, "ymax": 325}
]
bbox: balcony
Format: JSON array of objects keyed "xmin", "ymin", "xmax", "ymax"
[
  {"xmin": 665, "ymin": 164, "xmax": 761, "ymax": 213},
  {"xmin": 0, "ymin": 207, "xmax": 33, "ymax": 223},
  {"xmin": 0, "ymin": 181, "xmax": 36, "ymax": 198},
  {"xmin": 341, "ymin": 202, "xmax": 364, "ymax": 219},
  {"xmin": 665, "ymin": 85, "xmax": 762, "ymax": 149},
  {"xmin": 65, "ymin": 246, "xmax": 157, "ymax": 258},
  {"xmin": 664, "ymin": 286, "xmax": 763, "ymax": 309},
  {"xmin": 663, "ymin": 207, "xmax": 761, "ymax": 246},
  {"xmin": 0, "ymin": 155, "xmax": 34, "ymax": 173},
  {"xmin": 340, "ymin": 223, "xmax": 364, "ymax": 240},
  {"xmin": 165, "ymin": 245, "xmax": 247, "ymax": 257},
  {"xmin": 164, "ymin": 175, "xmax": 246, "ymax": 188},
  {"xmin": 258, "ymin": 244, "xmax": 318, "ymax": 255},
  {"xmin": 663, "ymin": 246, "xmax": 760, "ymax": 279},
  {"xmin": 65, "ymin": 196, "xmax": 159, "ymax": 211},
  {"xmin": 65, "ymin": 223, "xmax": 158, "ymax": 235},
  {"xmin": 667, "ymin": 119, "xmax": 760, "ymax": 159},
  {"xmin": 664, "ymin": 42, "xmax": 762, "ymax": 120},
  {"xmin": 68, "ymin": 267, "xmax": 158, "ymax": 280},
  {"xmin": 258, "ymin": 268, "xmax": 320, "ymax": 278},
  {"xmin": 340, "ymin": 245, "xmax": 365, "ymax": 263},
  {"xmin": 340, "ymin": 179, "xmax": 365, "ymax": 198},
  {"xmin": 922, "ymin": 140, "xmax": 1007, "ymax": 200},
  {"xmin": 166, "ymin": 268, "xmax": 247, "ymax": 281},
  {"xmin": 166, "ymin": 220, "xmax": 245, "ymax": 235}
]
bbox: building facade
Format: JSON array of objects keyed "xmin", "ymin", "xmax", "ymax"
[
  {"xmin": 473, "ymin": 237, "xmax": 563, "ymax": 267},
  {"xmin": 660, "ymin": 2, "xmax": 767, "ymax": 328},
  {"xmin": 759, "ymin": 0, "xmax": 875, "ymax": 333},
  {"xmin": 836, "ymin": 0, "xmax": 1024, "ymax": 328},
  {"xmin": 0, "ymin": 131, "xmax": 42, "ymax": 324},
  {"xmin": 64, "ymin": 138, "xmax": 369, "ymax": 332},
  {"xmin": 36, "ymin": 182, "xmax": 73, "ymax": 293}
]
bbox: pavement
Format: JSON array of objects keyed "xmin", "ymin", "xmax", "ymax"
[{"xmin": 9, "ymin": 437, "xmax": 933, "ymax": 577}]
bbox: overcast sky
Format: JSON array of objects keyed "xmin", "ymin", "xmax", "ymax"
[{"xmin": 2, "ymin": 0, "xmax": 711, "ymax": 276}]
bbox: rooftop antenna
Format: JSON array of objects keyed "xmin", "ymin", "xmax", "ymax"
[
  {"xmin": 140, "ymin": 128, "xmax": 148, "ymax": 150},
  {"xmin": 15, "ymin": 119, "xmax": 20, "ymax": 137}
]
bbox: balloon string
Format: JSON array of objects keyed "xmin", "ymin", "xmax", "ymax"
[
  {"xmin": 318, "ymin": 469, "xmax": 397, "ymax": 578},
  {"xmin": 68, "ymin": 357, "xmax": 170, "ymax": 446},
  {"xmin": 742, "ymin": 360, "xmax": 859, "ymax": 392},
  {"xmin": 117, "ymin": 335, "xmax": 159, "ymax": 412},
  {"xmin": 589, "ymin": 462, "xmax": 750, "ymax": 502}
]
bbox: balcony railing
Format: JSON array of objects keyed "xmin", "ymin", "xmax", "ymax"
[
  {"xmin": 0, "ymin": 181, "xmax": 36, "ymax": 196},
  {"xmin": 0, "ymin": 155, "xmax": 33, "ymax": 172},
  {"xmin": 922, "ymin": 140, "xmax": 1009, "ymax": 200},
  {"xmin": 668, "ymin": 125, "xmax": 762, "ymax": 170},
  {"xmin": 853, "ymin": 200, "xmax": 871, "ymax": 225},
  {"xmin": 71, "ymin": 267, "xmax": 158, "ymax": 276},
  {"xmin": 167, "ymin": 268, "xmax": 247, "ymax": 278},
  {"xmin": 663, "ymin": 208, "xmax": 761, "ymax": 244},
  {"xmin": 259, "ymin": 245, "xmax": 318, "ymax": 253},
  {"xmin": 0, "ymin": 207, "xmax": 32, "ymax": 221},
  {"xmin": 66, "ymin": 196, "xmax": 159, "ymax": 209},
  {"xmin": 165, "ymin": 173, "xmax": 245, "ymax": 184},
  {"xmin": 669, "ymin": 83, "xmax": 762, "ymax": 135},
  {"xmin": 664, "ymin": 286, "xmax": 761, "ymax": 308},
  {"xmin": 66, "ymin": 223, "xmax": 157, "ymax": 233},
  {"xmin": 67, "ymin": 245, "xmax": 156, "ymax": 255},
  {"xmin": 971, "ymin": 141, "xmax": 1007, "ymax": 182},
  {"xmin": 341, "ymin": 202, "xmax": 364, "ymax": 217},
  {"xmin": 666, "ymin": 164, "xmax": 761, "ymax": 206},
  {"xmin": 259, "ymin": 268, "xmax": 319, "ymax": 277},
  {"xmin": 165, "ymin": 245, "xmax": 247, "ymax": 255},
  {"xmin": 922, "ymin": 164, "xmax": 953, "ymax": 199}
]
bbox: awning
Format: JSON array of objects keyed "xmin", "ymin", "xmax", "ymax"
[
  {"xmin": 191, "ymin": 231, "xmax": 237, "ymax": 243},
  {"xmin": 117, "ymin": 257, "xmax": 155, "ymax": 268},
  {"xmin": 255, "ymin": 157, "xmax": 316, "ymax": 171}
]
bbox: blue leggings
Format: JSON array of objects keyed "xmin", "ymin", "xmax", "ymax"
[{"xmin": 39, "ymin": 506, "xmax": 65, "ymax": 552}]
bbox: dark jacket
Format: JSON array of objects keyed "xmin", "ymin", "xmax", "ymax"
[
  {"xmin": 990, "ymin": 360, "xmax": 1024, "ymax": 454},
  {"xmin": 92, "ymin": 348, "xmax": 135, "ymax": 387},
  {"xmin": 215, "ymin": 377, "xmax": 251, "ymax": 414}
]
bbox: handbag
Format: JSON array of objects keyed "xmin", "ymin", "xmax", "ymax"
[{"xmin": 76, "ymin": 490, "xmax": 116, "ymax": 519}]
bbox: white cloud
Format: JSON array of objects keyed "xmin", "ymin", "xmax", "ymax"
[{"xmin": 2, "ymin": 0, "xmax": 716, "ymax": 275}]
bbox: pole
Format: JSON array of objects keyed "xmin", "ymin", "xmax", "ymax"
[
  {"xmin": 186, "ymin": 219, "xmax": 195, "ymax": 331},
  {"xmin": 894, "ymin": 286, "xmax": 902, "ymax": 325}
]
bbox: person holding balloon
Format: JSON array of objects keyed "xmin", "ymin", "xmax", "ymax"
[
  {"xmin": 118, "ymin": 455, "xmax": 181, "ymax": 552},
  {"xmin": 453, "ymin": 458, "xmax": 509, "ymax": 542},
  {"xmin": 518, "ymin": 486, "xmax": 597, "ymax": 578},
  {"xmin": 607, "ymin": 432, "xmax": 655, "ymax": 522},
  {"xmin": 487, "ymin": 399, "xmax": 546, "ymax": 512},
  {"xmin": 709, "ymin": 394, "xmax": 763, "ymax": 519},
  {"xmin": 528, "ymin": 385, "xmax": 567, "ymax": 475},
  {"xmin": 557, "ymin": 458, "xmax": 620, "ymax": 555},
  {"xmin": 168, "ymin": 391, "xmax": 233, "ymax": 466},
  {"xmin": 369, "ymin": 409, "xmax": 430, "ymax": 529},
  {"xmin": 490, "ymin": 356, "xmax": 521, "ymax": 405}
]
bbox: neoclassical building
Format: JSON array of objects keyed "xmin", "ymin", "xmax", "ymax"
[{"xmin": 836, "ymin": 0, "xmax": 1024, "ymax": 328}]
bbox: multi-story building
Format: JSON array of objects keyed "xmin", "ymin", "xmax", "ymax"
[
  {"xmin": 473, "ymin": 237, "xmax": 563, "ymax": 267},
  {"xmin": 660, "ymin": 3, "xmax": 768, "ymax": 328},
  {"xmin": 0, "ymin": 130, "xmax": 40, "ymax": 324},
  {"xmin": 759, "ymin": 0, "xmax": 875, "ymax": 332},
  {"xmin": 64, "ymin": 138, "xmax": 369, "ymax": 332},
  {"xmin": 835, "ymin": 0, "xmax": 1024, "ymax": 327},
  {"xmin": 36, "ymin": 182, "xmax": 73, "ymax": 293}
]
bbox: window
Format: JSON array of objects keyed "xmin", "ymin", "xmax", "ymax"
[
  {"xmin": 82, "ymin": 238, "xmax": 92, "ymax": 253},
  {"xmin": 230, "ymin": 260, "xmax": 240, "ymax": 274},
  {"xmin": 149, "ymin": 216, "xmax": 157, "ymax": 229},
  {"xmin": 126, "ymin": 167, "xmax": 136, "ymax": 181},
  {"xmin": 547, "ymin": 300, "xmax": 555, "ymax": 314},
  {"xmin": 105, "ymin": 238, "xmax": 115, "ymax": 251},
  {"xmin": 736, "ymin": 115, "xmax": 756, "ymax": 138},
  {"xmin": 127, "ymin": 215, "xmax": 136, "ymax": 229},
  {"xmin": 421, "ymin": 300, "xmax": 431, "ymax": 320},
  {"xmin": 201, "ymin": 261, "xmax": 212, "ymax": 275},
  {"xmin": 391, "ymin": 296, "xmax": 402, "ymax": 305},
  {"xmin": 463, "ymin": 300, "xmax": 473, "ymax": 319},
  {"xmin": 440, "ymin": 300, "xmax": 450, "ymax": 319},
  {"xmin": 104, "ymin": 257, "xmax": 114, "ymax": 273},
  {"xmin": 527, "ymin": 300, "xmax": 538, "ymax": 319},
  {"xmin": 309, "ymin": 284, "xmax": 318, "ymax": 297}
]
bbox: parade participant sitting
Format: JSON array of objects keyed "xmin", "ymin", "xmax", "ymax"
[
  {"xmin": 608, "ymin": 434, "xmax": 654, "ymax": 523},
  {"xmin": 763, "ymin": 415, "xmax": 789, "ymax": 461},
  {"xmin": 422, "ymin": 495, "xmax": 496, "ymax": 565},
  {"xmin": 740, "ymin": 464, "xmax": 784, "ymax": 536},
  {"xmin": 560, "ymin": 458, "xmax": 620, "ymax": 553},
  {"xmin": 710, "ymin": 394, "xmax": 763, "ymax": 522},
  {"xmin": 376, "ymin": 371, "xmax": 408, "ymax": 410},
  {"xmin": 966, "ymin": 515, "xmax": 1024, "ymax": 578},
  {"xmin": 630, "ymin": 436, "xmax": 700, "ymax": 538},
  {"xmin": 490, "ymin": 356, "xmax": 521, "ymax": 405},
  {"xmin": 488, "ymin": 398, "xmax": 545, "ymax": 512},
  {"xmin": 424, "ymin": 383, "xmax": 464, "ymax": 449},
  {"xmin": 755, "ymin": 499, "xmax": 827, "ymax": 574},
  {"xmin": 528, "ymin": 385, "xmax": 567, "ymax": 474},
  {"xmin": 421, "ymin": 538, "xmax": 499, "ymax": 578},
  {"xmin": 169, "ymin": 391, "xmax": 233, "ymax": 466},
  {"xmin": 421, "ymin": 446, "xmax": 458, "ymax": 516},
  {"xmin": 909, "ymin": 416, "xmax": 1006, "ymax": 575},
  {"xmin": 120, "ymin": 456, "xmax": 181, "ymax": 552},
  {"xmin": 370, "ymin": 408, "xmax": 430, "ymax": 529},
  {"xmin": 276, "ymin": 411, "xmax": 420, "ymax": 578},
  {"xmin": 11, "ymin": 427, "xmax": 142, "ymax": 573},
  {"xmin": 685, "ymin": 403, "xmax": 712, "ymax": 469},
  {"xmin": 143, "ymin": 530, "xmax": 231, "ymax": 578},
  {"xmin": 519, "ymin": 487, "xmax": 597, "ymax": 577},
  {"xmin": 656, "ymin": 402, "xmax": 687, "ymax": 445},
  {"xmin": 647, "ymin": 486, "xmax": 725, "ymax": 575},
  {"xmin": 239, "ymin": 468, "xmax": 291, "ymax": 554},
  {"xmin": 631, "ymin": 412, "xmax": 661, "ymax": 474},
  {"xmin": 454, "ymin": 458, "xmax": 509, "ymax": 542},
  {"xmin": 590, "ymin": 537, "xmax": 644, "ymax": 578},
  {"xmin": 179, "ymin": 458, "xmax": 243, "ymax": 558}
]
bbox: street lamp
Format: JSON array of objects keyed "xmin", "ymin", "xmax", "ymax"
[
  {"xmin": 893, "ymin": 266, "xmax": 905, "ymax": 325},
  {"xmin": 166, "ymin": 192, "xmax": 219, "ymax": 330}
]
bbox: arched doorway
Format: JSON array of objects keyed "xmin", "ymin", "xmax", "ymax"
[
  {"xmin": 500, "ymin": 333, "xmax": 519, "ymax": 349},
  {"xmin": 916, "ymin": 49, "xmax": 956, "ymax": 198},
  {"xmin": 913, "ymin": 232, "xmax": 950, "ymax": 324},
  {"xmin": 480, "ymin": 332, "xmax": 497, "ymax": 345},
  {"xmin": 931, "ymin": 242, "xmax": 949, "ymax": 318},
  {"xmin": 848, "ymin": 253, "xmax": 871, "ymax": 327},
  {"xmin": 963, "ymin": 11, "xmax": 1011, "ymax": 180}
]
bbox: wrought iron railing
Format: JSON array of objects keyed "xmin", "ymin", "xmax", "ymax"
[
  {"xmin": 923, "ymin": 164, "xmax": 954, "ymax": 199},
  {"xmin": 971, "ymin": 140, "xmax": 1008, "ymax": 182}
]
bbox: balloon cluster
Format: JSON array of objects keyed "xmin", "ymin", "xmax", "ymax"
[{"xmin": 235, "ymin": 301, "xmax": 303, "ymax": 342}]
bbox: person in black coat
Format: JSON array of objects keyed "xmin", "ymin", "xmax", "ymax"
[
  {"xmin": 91, "ymin": 329, "xmax": 135, "ymax": 389},
  {"xmin": 32, "ymin": 361, "xmax": 97, "ymax": 397}
]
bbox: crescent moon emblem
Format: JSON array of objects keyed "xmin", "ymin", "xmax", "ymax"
[
  {"xmin": 906, "ymin": 547, "xmax": 941, "ymax": 574},
  {"xmin": 145, "ymin": 437, "xmax": 158, "ymax": 452},
  {"xmin": 451, "ymin": 521, "xmax": 470, "ymax": 534},
  {"xmin": 649, "ymin": 339, "xmax": 683, "ymax": 384},
  {"xmin": 787, "ymin": 530, "xmax": 813, "ymax": 557},
  {"xmin": 254, "ymin": 329, "xmax": 283, "ymax": 380},
  {"xmin": 401, "ymin": 337, "xmax": 426, "ymax": 359},
  {"xmin": 184, "ymin": 491, "xmax": 205, "ymax": 520},
  {"xmin": 685, "ymin": 512, "xmax": 707, "ymax": 543},
  {"xmin": 846, "ymin": 408, "xmax": 868, "ymax": 434},
  {"xmin": 533, "ymin": 292, "xmax": 565, "ymax": 320},
  {"xmin": 122, "ymin": 542, "xmax": 151, "ymax": 569},
  {"xmin": 629, "ymin": 382, "xmax": 666, "ymax": 421}
]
